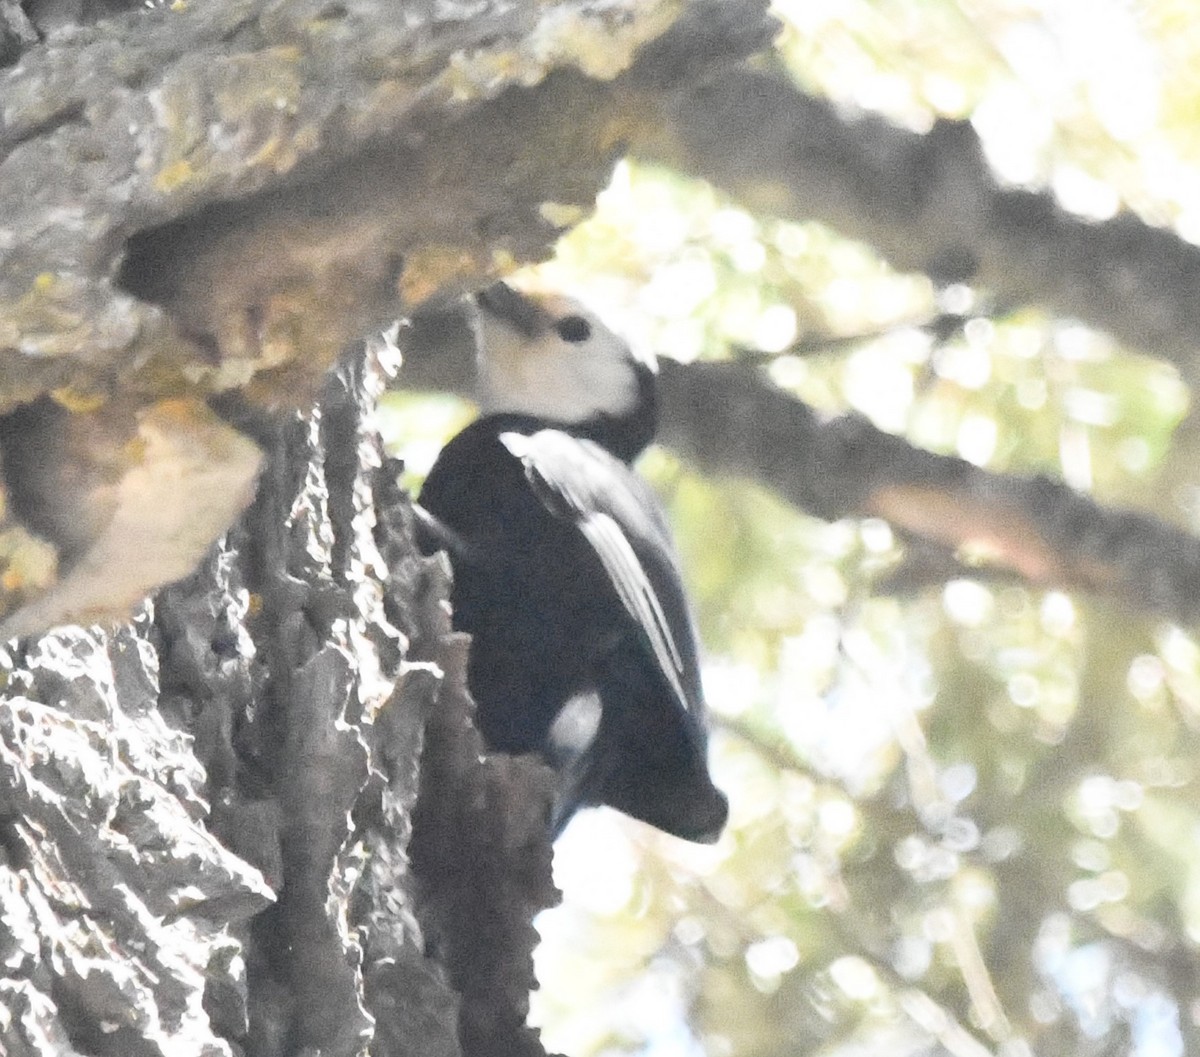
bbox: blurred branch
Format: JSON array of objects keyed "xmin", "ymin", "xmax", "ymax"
[
  {"xmin": 725, "ymin": 681, "xmax": 1012, "ymax": 1045},
  {"xmin": 633, "ymin": 67, "xmax": 1200, "ymax": 376},
  {"xmin": 870, "ymin": 537, "xmax": 1031, "ymax": 596},
  {"xmin": 658, "ymin": 357, "xmax": 1200, "ymax": 622},
  {"xmin": 894, "ymin": 989, "xmax": 1000, "ymax": 1057},
  {"xmin": 731, "ymin": 308, "xmax": 983, "ymax": 365},
  {"xmin": 689, "ymin": 835, "xmax": 1002, "ymax": 1057},
  {"xmin": 721, "ymin": 721, "xmax": 1016, "ymax": 1054}
]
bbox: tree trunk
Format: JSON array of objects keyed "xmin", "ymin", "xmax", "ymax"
[{"xmin": 0, "ymin": 336, "xmax": 559, "ymax": 1056}]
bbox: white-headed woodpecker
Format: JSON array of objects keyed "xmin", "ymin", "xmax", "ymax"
[{"xmin": 417, "ymin": 283, "xmax": 728, "ymax": 842}]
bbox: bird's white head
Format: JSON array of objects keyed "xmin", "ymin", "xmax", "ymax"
[{"xmin": 473, "ymin": 283, "xmax": 655, "ymax": 427}]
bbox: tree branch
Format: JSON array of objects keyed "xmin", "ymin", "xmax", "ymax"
[
  {"xmin": 657, "ymin": 357, "xmax": 1200, "ymax": 621},
  {"xmin": 633, "ymin": 66, "xmax": 1200, "ymax": 375},
  {"xmin": 0, "ymin": 0, "xmax": 775, "ymax": 412}
]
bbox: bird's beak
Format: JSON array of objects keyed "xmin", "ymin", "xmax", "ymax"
[{"xmin": 475, "ymin": 282, "xmax": 549, "ymax": 338}]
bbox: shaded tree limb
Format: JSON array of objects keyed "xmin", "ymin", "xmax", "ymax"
[
  {"xmin": 632, "ymin": 66, "xmax": 1200, "ymax": 375},
  {"xmin": 657, "ymin": 357, "xmax": 1200, "ymax": 621},
  {"xmin": 0, "ymin": 0, "xmax": 775, "ymax": 411}
]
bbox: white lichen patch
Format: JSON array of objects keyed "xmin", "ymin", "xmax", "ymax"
[{"xmin": 443, "ymin": 0, "xmax": 679, "ymax": 98}]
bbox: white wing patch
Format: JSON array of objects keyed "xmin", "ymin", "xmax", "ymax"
[
  {"xmin": 576, "ymin": 511, "xmax": 687, "ymax": 706},
  {"xmin": 498, "ymin": 429, "xmax": 691, "ymax": 713}
]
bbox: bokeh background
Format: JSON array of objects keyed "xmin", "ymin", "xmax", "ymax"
[{"xmin": 386, "ymin": 2, "xmax": 1200, "ymax": 1054}]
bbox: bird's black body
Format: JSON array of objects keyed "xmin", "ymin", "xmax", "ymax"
[{"xmin": 418, "ymin": 285, "xmax": 727, "ymax": 842}]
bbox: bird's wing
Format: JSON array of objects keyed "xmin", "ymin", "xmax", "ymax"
[{"xmin": 497, "ymin": 429, "xmax": 702, "ymax": 718}]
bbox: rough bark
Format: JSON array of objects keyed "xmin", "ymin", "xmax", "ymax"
[
  {"xmin": 0, "ymin": 336, "xmax": 561, "ymax": 1056},
  {"xmin": 0, "ymin": 4, "xmax": 786, "ymax": 1053},
  {"xmin": 0, "ymin": 0, "xmax": 775, "ymax": 401}
]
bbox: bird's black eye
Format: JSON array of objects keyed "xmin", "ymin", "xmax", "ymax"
[{"xmin": 554, "ymin": 315, "xmax": 592, "ymax": 343}]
